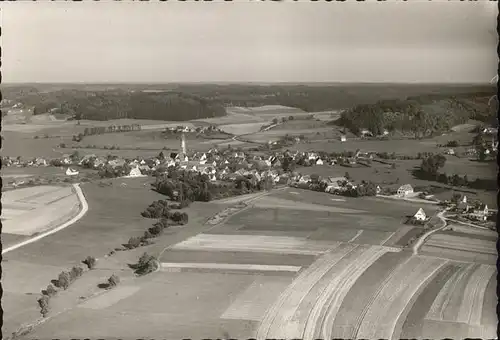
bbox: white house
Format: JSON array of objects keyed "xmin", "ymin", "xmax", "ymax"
[
  {"xmin": 446, "ymin": 149, "xmax": 455, "ymax": 156},
  {"xmin": 397, "ymin": 184, "xmax": 414, "ymax": 197},
  {"xmin": 200, "ymin": 153, "xmax": 207, "ymax": 161},
  {"xmin": 340, "ymin": 135, "xmax": 347, "ymax": 142},
  {"xmin": 414, "ymin": 208, "xmax": 427, "ymax": 221},
  {"xmin": 461, "ymin": 195, "xmax": 467, "ymax": 204},
  {"xmin": 66, "ymin": 168, "xmax": 79, "ymax": 176},
  {"xmin": 199, "ymin": 159, "xmax": 207, "ymax": 165},
  {"xmin": 316, "ymin": 158, "xmax": 324, "ymax": 165},
  {"xmin": 127, "ymin": 167, "xmax": 144, "ymax": 178}
]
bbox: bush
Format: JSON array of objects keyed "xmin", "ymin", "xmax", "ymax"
[
  {"xmin": 44, "ymin": 284, "xmax": 57, "ymax": 297},
  {"xmin": 125, "ymin": 236, "xmax": 142, "ymax": 249},
  {"xmin": 37, "ymin": 295, "xmax": 50, "ymax": 317},
  {"xmin": 131, "ymin": 253, "xmax": 158, "ymax": 276},
  {"xmin": 148, "ymin": 224, "xmax": 164, "ymax": 236},
  {"xmin": 83, "ymin": 256, "xmax": 97, "ymax": 269},
  {"xmin": 107, "ymin": 274, "xmax": 120, "ymax": 288},
  {"xmin": 143, "ymin": 230, "xmax": 154, "ymax": 240},
  {"xmin": 69, "ymin": 266, "xmax": 84, "ymax": 282},
  {"xmin": 57, "ymin": 271, "xmax": 71, "ymax": 290}
]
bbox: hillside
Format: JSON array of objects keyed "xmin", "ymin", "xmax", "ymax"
[
  {"xmin": 13, "ymin": 90, "xmax": 226, "ymax": 122},
  {"xmin": 333, "ymin": 92, "xmax": 496, "ymax": 136}
]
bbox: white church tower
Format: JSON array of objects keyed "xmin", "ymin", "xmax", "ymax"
[{"xmin": 181, "ymin": 132, "xmax": 187, "ymax": 155}]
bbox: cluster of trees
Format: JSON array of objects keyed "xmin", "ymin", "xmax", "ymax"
[
  {"xmin": 129, "ymin": 253, "xmax": 159, "ymax": 276},
  {"xmin": 28, "ymin": 90, "xmax": 226, "ymax": 121},
  {"xmin": 38, "ymin": 256, "xmax": 96, "ymax": 317},
  {"xmin": 73, "ymin": 124, "xmax": 142, "ymax": 142},
  {"xmin": 141, "ymin": 200, "xmax": 190, "ymax": 223},
  {"xmin": 154, "ymin": 169, "xmax": 276, "ymax": 203},
  {"xmin": 334, "ymin": 93, "xmax": 493, "ymax": 136},
  {"xmin": 98, "ymin": 164, "xmax": 133, "ymax": 178},
  {"xmin": 414, "ymin": 154, "xmax": 447, "ymax": 179},
  {"xmin": 84, "ymin": 124, "xmax": 142, "ymax": 136},
  {"xmin": 414, "ymin": 154, "xmax": 495, "ymax": 191}
]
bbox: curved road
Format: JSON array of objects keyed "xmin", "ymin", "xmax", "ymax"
[
  {"xmin": 411, "ymin": 208, "xmax": 448, "ymax": 255},
  {"xmin": 2, "ymin": 183, "xmax": 89, "ymax": 255}
]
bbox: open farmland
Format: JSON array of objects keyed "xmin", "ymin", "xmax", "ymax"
[
  {"xmin": 2, "ymin": 185, "xmax": 80, "ymax": 237},
  {"xmin": 75, "ymin": 130, "xmax": 216, "ymax": 151},
  {"xmin": 243, "ymin": 127, "xmax": 336, "ymax": 143},
  {"xmin": 8, "ymin": 185, "xmax": 497, "ymax": 339},
  {"xmin": 419, "ymin": 232, "xmax": 496, "ymax": 264},
  {"xmin": 218, "ymin": 122, "xmax": 267, "ymax": 135}
]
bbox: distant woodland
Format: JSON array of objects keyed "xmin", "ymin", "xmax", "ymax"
[
  {"xmin": 334, "ymin": 92, "xmax": 496, "ymax": 136},
  {"xmin": 4, "ymin": 83, "xmax": 495, "ymax": 125}
]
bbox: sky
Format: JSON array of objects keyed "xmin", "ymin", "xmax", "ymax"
[{"xmin": 2, "ymin": 1, "xmax": 498, "ymax": 84}]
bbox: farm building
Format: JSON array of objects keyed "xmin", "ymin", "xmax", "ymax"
[
  {"xmin": 127, "ymin": 167, "xmax": 144, "ymax": 177},
  {"xmin": 66, "ymin": 168, "xmax": 79, "ymax": 176},
  {"xmin": 360, "ymin": 129, "xmax": 373, "ymax": 137},
  {"xmin": 397, "ymin": 184, "xmax": 414, "ymax": 197},
  {"xmin": 413, "ymin": 208, "xmax": 427, "ymax": 221}
]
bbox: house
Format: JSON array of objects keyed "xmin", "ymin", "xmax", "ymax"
[
  {"xmin": 299, "ymin": 175, "xmax": 311, "ymax": 184},
  {"xmin": 62, "ymin": 155, "xmax": 72, "ymax": 165},
  {"xmin": 376, "ymin": 185, "xmax": 381, "ymax": 194},
  {"xmin": 413, "ymin": 208, "xmax": 427, "ymax": 221},
  {"xmin": 66, "ymin": 168, "xmax": 79, "ymax": 176},
  {"xmin": 360, "ymin": 129, "xmax": 373, "ymax": 137},
  {"xmin": 308, "ymin": 152, "xmax": 318, "ymax": 160},
  {"xmin": 200, "ymin": 153, "xmax": 207, "ymax": 161},
  {"xmin": 445, "ymin": 149, "xmax": 455, "ymax": 155},
  {"xmin": 35, "ymin": 158, "xmax": 48, "ymax": 167},
  {"xmin": 397, "ymin": 184, "xmax": 414, "ymax": 197},
  {"xmin": 482, "ymin": 127, "xmax": 498, "ymax": 135},
  {"xmin": 127, "ymin": 167, "xmax": 144, "ymax": 178},
  {"xmin": 199, "ymin": 159, "xmax": 207, "ymax": 165},
  {"xmin": 316, "ymin": 158, "xmax": 324, "ymax": 165},
  {"xmin": 340, "ymin": 135, "xmax": 347, "ymax": 142}
]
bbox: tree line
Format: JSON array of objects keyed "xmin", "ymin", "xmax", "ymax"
[{"xmin": 413, "ymin": 154, "xmax": 496, "ymax": 191}]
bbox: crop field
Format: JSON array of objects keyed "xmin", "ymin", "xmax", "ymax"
[
  {"xmin": 218, "ymin": 122, "xmax": 268, "ymax": 135},
  {"xmin": 221, "ymin": 276, "xmax": 294, "ymax": 322},
  {"xmin": 256, "ymin": 243, "xmax": 397, "ymax": 339},
  {"xmin": 243, "ymin": 127, "xmax": 336, "ymax": 143},
  {"xmin": 2, "ymin": 185, "xmax": 80, "ymax": 236},
  {"xmin": 172, "ymin": 234, "xmax": 340, "ymax": 255},
  {"xmin": 251, "ymin": 196, "xmax": 364, "ymax": 213},
  {"xmin": 161, "ymin": 249, "xmax": 316, "ymax": 268},
  {"xmin": 422, "ymin": 233, "xmax": 496, "ymax": 258},
  {"xmin": 78, "ymin": 130, "xmax": 215, "ymax": 151},
  {"xmin": 353, "ymin": 256, "xmax": 446, "ymax": 339},
  {"xmin": 270, "ymin": 119, "xmax": 328, "ymax": 130},
  {"xmin": 441, "ymin": 158, "xmax": 496, "ymax": 180},
  {"xmin": 269, "ymin": 188, "xmax": 435, "ymax": 217},
  {"xmin": 2, "ymin": 177, "xmax": 162, "ymax": 267},
  {"xmin": 445, "ymin": 224, "xmax": 498, "ymax": 240},
  {"xmin": 397, "ymin": 262, "xmax": 499, "ymax": 338},
  {"xmin": 24, "ymin": 271, "xmax": 259, "ymax": 339},
  {"xmin": 3, "ymin": 131, "xmax": 74, "ymax": 158},
  {"xmin": 291, "ymin": 138, "xmax": 440, "ymax": 155}
]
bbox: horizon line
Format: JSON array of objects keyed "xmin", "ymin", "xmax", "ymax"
[{"xmin": 2, "ymin": 81, "xmax": 495, "ymax": 86}]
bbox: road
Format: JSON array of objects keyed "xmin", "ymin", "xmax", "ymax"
[
  {"xmin": 411, "ymin": 208, "xmax": 448, "ymax": 256},
  {"xmin": 2, "ymin": 183, "xmax": 89, "ymax": 254}
]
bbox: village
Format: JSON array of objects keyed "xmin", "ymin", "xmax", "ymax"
[{"xmin": 3, "ymin": 128, "xmax": 495, "ymax": 232}]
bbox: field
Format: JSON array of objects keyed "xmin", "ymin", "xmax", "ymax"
[
  {"xmin": 2, "ymin": 185, "xmax": 81, "ymax": 236},
  {"xmin": 8, "ymin": 186, "xmax": 497, "ymax": 339},
  {"xmin": 419, "ymin": 232, "xmax": 496, "ymax": 264}
]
